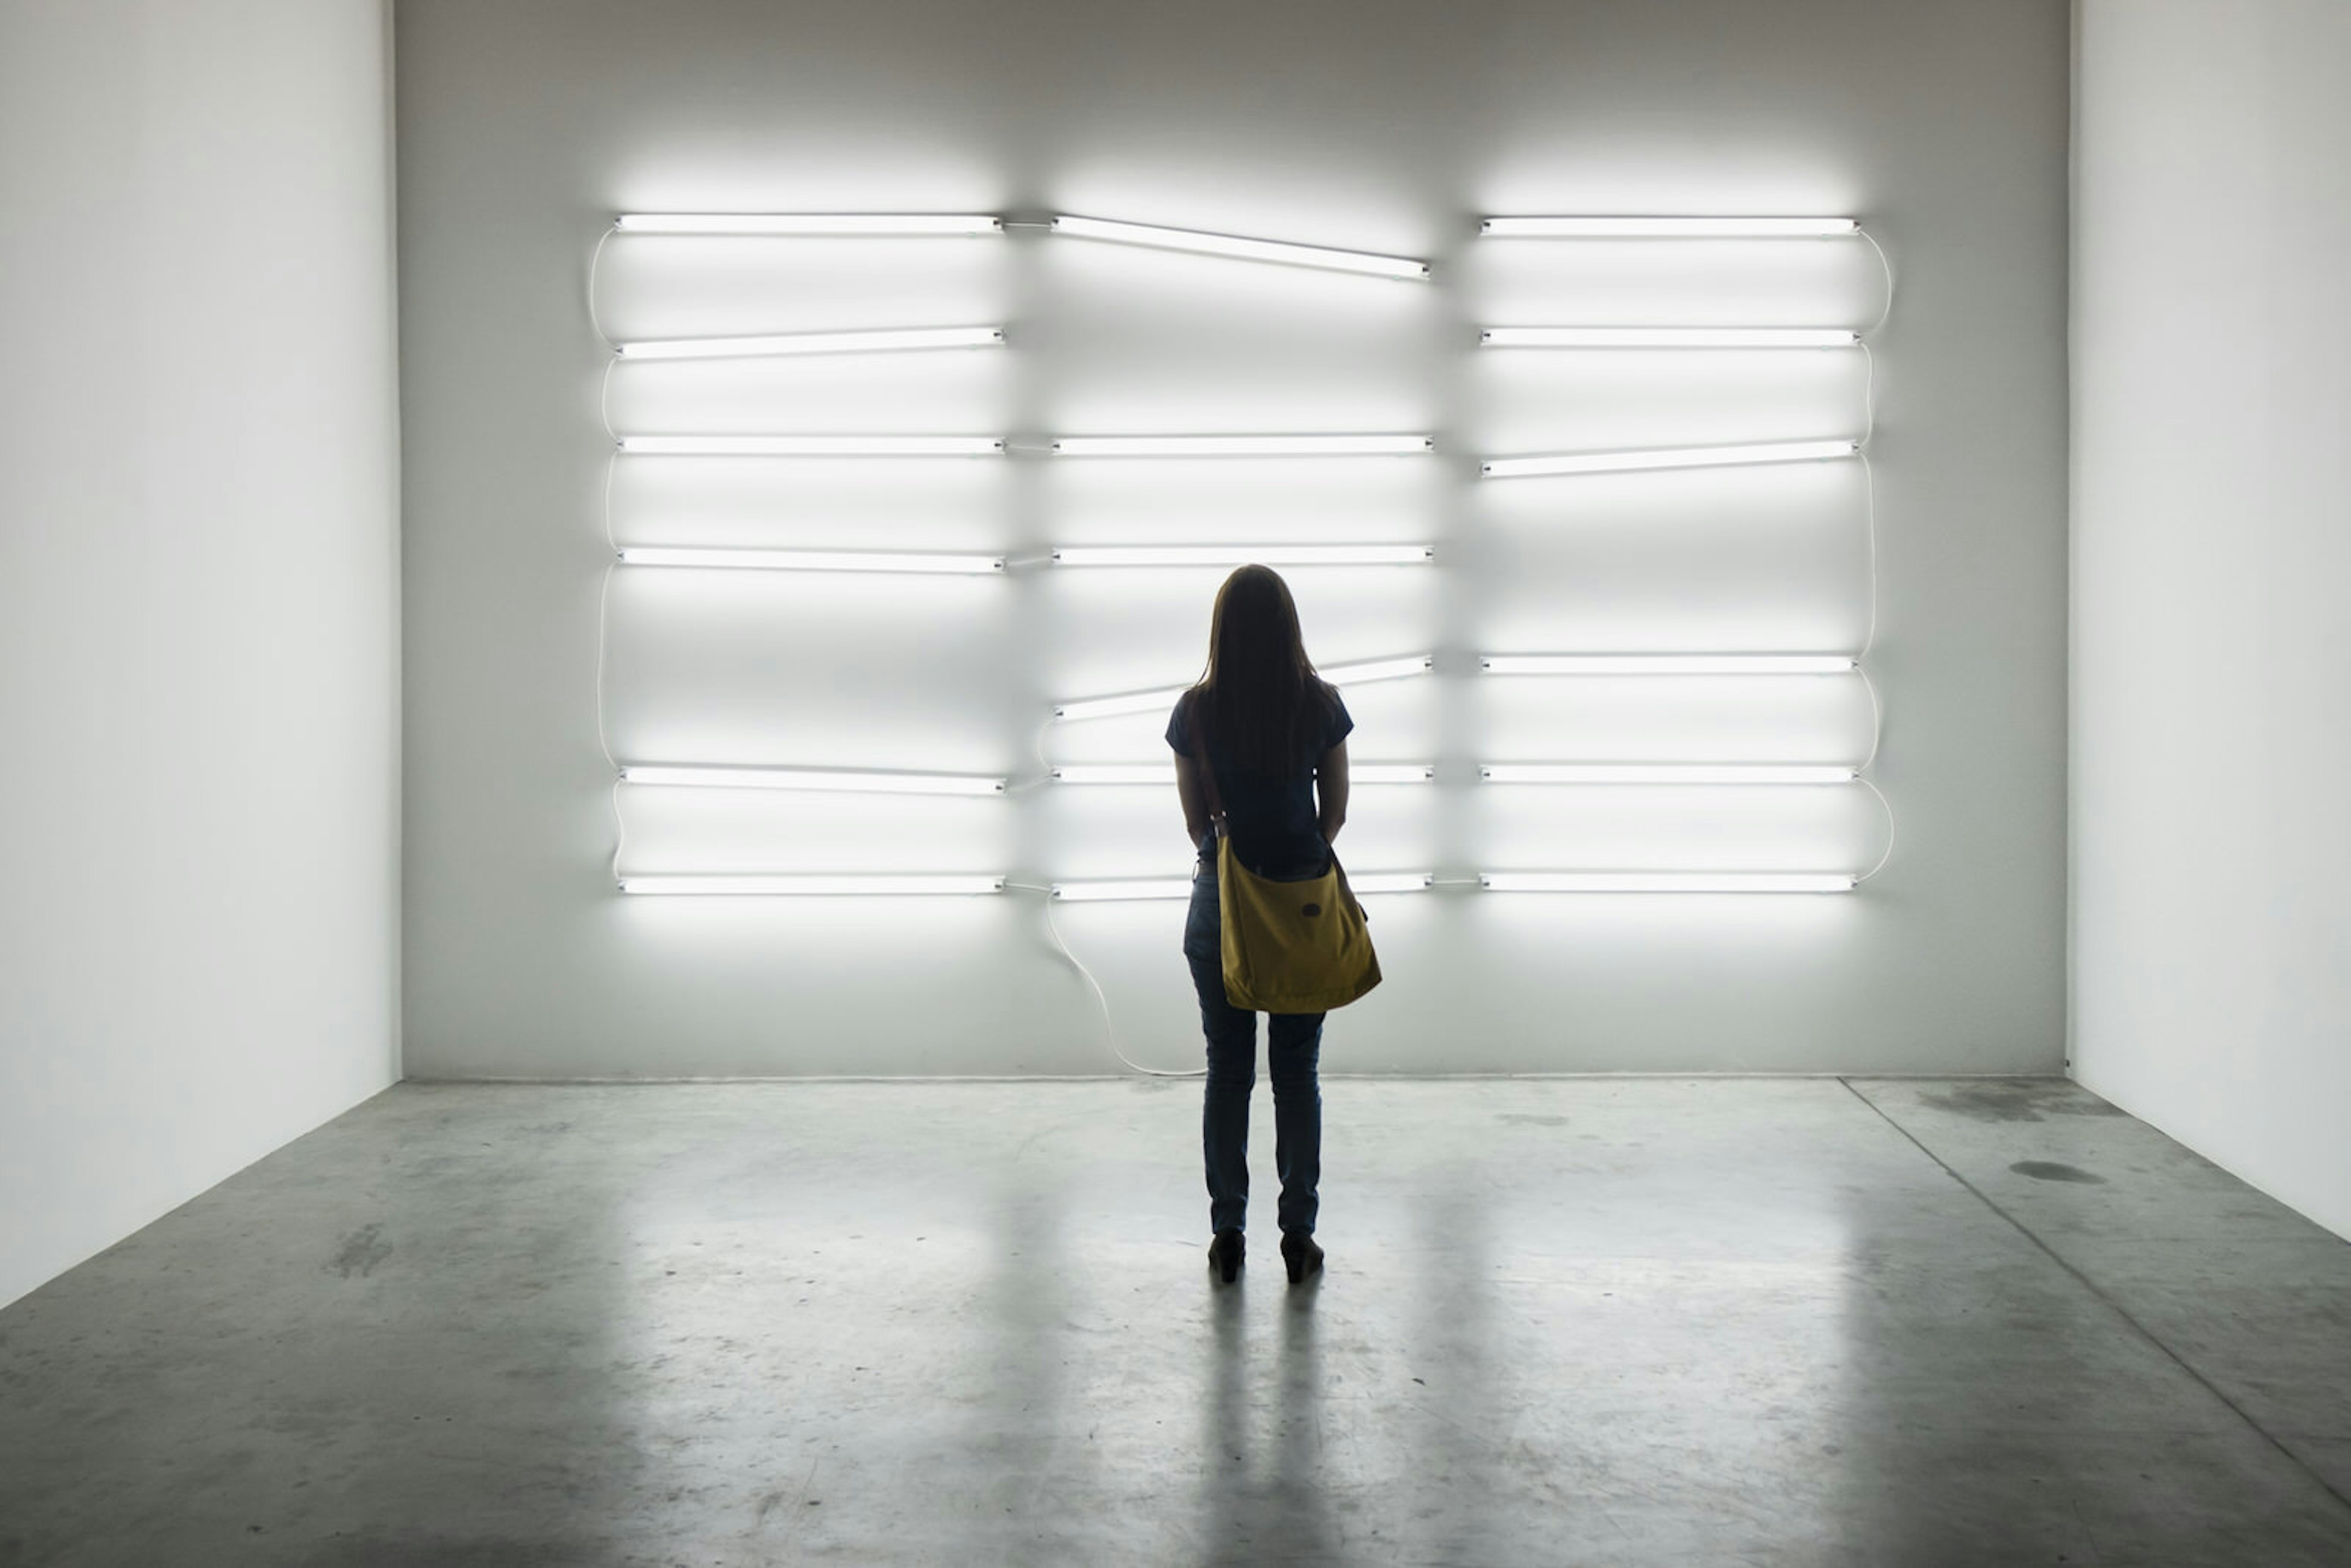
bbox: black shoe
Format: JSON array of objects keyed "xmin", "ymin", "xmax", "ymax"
[
  {"xmin": 1280, "ymin": 1231, "xmax": 1324, "ymax": 1284},
  {"xmin": 1208, "ymin": 1229, "xmax": 1244, "ymax": 1283}
]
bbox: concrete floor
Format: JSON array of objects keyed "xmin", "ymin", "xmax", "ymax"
[{"xmin": 2, "ymin": 1078, "xmax": 2349, "ymax": 1567}]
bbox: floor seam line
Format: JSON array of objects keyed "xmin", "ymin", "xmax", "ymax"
[{"xmin": 1834, "ymin": 1075, "xmax": 2351, "ymax": 1520}]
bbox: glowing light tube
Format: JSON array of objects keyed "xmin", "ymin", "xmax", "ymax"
[
  {"xmin": 620, "ymin": 874, "xmax": 1007, "ymax": 896},
  {"xmin": 1480, "ymin": 872, "xmax": 1857, "ymax": 893},
  {"xmin": 617, "ymin": 547, "xmax": 1003, "ymax": 575},
  {"xmin": 1482, "ymin": 439, "xmax": 1856, "ymax": 479},
  {"xmin": 1051, "ymin": 214, "xmax": 1428, "ymax": 280},
  {"xmin": 619, "ymin": 766, "xmax": 1006, "ymax": 796},
  {"xmin": 1346, "ymin": 873, "xmax": 1436, "ymax": 894},
  {"xmin": 616, "ymin": 214, "xmax": 1002, "ymax": 236},
  {"xmin": 1481, "ymin": 655, "xmax": 1856, "ymax": 676},
  {"xmin": 1324, "ymin": 654, "xmax": 1438, "ymax": 685},
  {"xmin": 1051, "ymin": 545, "xmax": 1431, "ymax": 568},
  {"xmin": 1051, "ymin": 763, "xmax": 1433, "ymax": 784},
  {"xmin": 1052, "ymin": 872, "xmax": 1431, "ymax": 901},
  {"xmin": 1055, "ymin": 655, "xmax": 1433, "ymax": 722},
  {"xmin": 1050, "ymin": 688, "xmax": 1198, "ymax": 723},
  {"xmin": 1049, "ymin": 879, "xmax": 1193, "ymax": 902},
  {"xmin": 1480, "ymin": 217, "xmax": 1857, "ymax": 239},
  {"xmin": 1051, "ymin": 435, "xmax": 1432, "ymax": 458},
  {"xmin": 615, "ymin": 326, "xmax": 1003, "ymax": 361},
  {"xmin": 1480, "ymin": 764, "xmax": 1857, "ymax": 785},
  {"xmin": 1480, "ymin": 327, "xmax": 1859, "ymax": 349},
  {"xmin": 618, "ymin": 435, "xmax": 1004, "ymax": 457}
]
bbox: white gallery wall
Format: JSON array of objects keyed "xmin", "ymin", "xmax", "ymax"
[
  {"xmin": 0, "ymin": 0, "xmax": 402, "ymax": 1307},
  {"xmin": 398, "ymin": 0, "xmax": 2072, "ymax": 1078},
  {"xmin": 2072, "ymin": 1, "xmax": 2351, "ymax": 1239}
]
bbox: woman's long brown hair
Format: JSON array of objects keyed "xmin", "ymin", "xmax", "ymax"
[{"xmin": 1188, "ymin": 565, "xmax": 1333, "ymax": 774}]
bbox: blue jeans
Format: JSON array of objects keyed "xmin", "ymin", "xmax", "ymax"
[{"xmin": 1184, "ymin": 864, "xmax": 1323, "ymax": 1237}]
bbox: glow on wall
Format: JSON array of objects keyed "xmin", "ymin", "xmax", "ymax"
[{"xmin": 588, "ymin": 209, "xmax": 1892, "ymax": 899}]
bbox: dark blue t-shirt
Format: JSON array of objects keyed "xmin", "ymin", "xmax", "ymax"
[{"xmin": 1166, "ymin": 686, "xmax": 1354, "ymax": 876}]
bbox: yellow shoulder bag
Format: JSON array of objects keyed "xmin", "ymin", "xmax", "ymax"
[{"xmin": 1198, "ymin": 754, "xmax": 1381, "ymax": 1015}]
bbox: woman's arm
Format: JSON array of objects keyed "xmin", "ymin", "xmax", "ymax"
[
  {"xmin": 1316, "ymin": 741, "xmax": 1349, "ymax": 845},
  {"xmin": 1176, "ymin": 751, "xmax": 1213, "ymax": 849}
]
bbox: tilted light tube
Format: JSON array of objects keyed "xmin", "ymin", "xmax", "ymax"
[
  {"xmin": 1482, "ymin": 440, "xmax": 1856, "ymax": 479},
  {"xmin": 1051, "ymin": 763, "xmax": 1432, "ymax": 785},
  {"xmin": 1321, "ymin": 655, "xmax": 1437, "ymax": 686},
  {"xmin": 1479, "ymin": 872, "xmax": 1856, "ymax": 894},
  {"xmin": 618, "ymin": 766, "xmax": 1007, "ymax": 796},
  {"xmin": 1054, "ymin": 655, "xmax": 1433, "ymax": 722},
  {"xmin": 1051, "ymin": 545, "xmax": 1431, "ymax": 568},
  {"xmin": 614, "ymin": 326, "xmax": 1004, "ymax": 361},
  {"xmin": 1480, "ymin": 327, "xmax": 1858, "ymax": 349},
  {"xmin": 618, "ymin": 435, "xmax": 1005, "ymax": 457},
  {"xmin": 1052, "ymin": 872, "xmax": 1432, "ymax": 901},
  {"xmin": 620, "ymin": 874, "xmax": 1007, "ymax": 896},
  {"xmin": 616, "ymin": 214, "xmax": 1002, "ymax": 236},
  {"xmin": 1480, "ymin": 764, "xmax": 1857, "ymax": 785},
  {"xmin": 617, "ymin": 547, "xmax": 1003, "ymax": 575},
  {"xmin": 1051, "ymin": 214, "xmax": 1428, "ymax": 280},
  {"xmin": 1481, "ymin": 654, "xmax": 1856, "ymax": 677},
  {"xmin": 1051, "ymin": 435, "xmax": 1432, "ymax": 458},
  {"xmin": 1479, "ymin": 217, "xmax": 1857, "ymax": 239}
]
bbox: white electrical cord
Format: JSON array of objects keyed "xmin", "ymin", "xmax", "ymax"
[
  {"xmin": 594, "ymin": 455, "xmax": 624, "ymax": 886},
  {"xmin": 586, "ymin": 222, "xmax": 618, "ymax": 347},
  {"xmin": 1850, "ymin": 226, "xmax": 1897, "ymax": 884},
  {"xmin": 1005, "ymin": 881, "xmax": 1207, "ymax": 1078},
  {"xmin": 588, "ymin": 223, "xmax": 631, "ymax": 887}
]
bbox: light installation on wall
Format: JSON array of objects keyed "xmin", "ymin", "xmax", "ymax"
[
  {"xmin": 588, "ymin": 208, "xmax": 1894, "ymax": 899},
  {"xmin": 1471, "ymin": 212, "xmax": 1894, "ymax": 892}
]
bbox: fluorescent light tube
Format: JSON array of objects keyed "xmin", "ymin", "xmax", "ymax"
[
  {"xmin": 617, "ymin": 214, "xmax": 1002, "ymax": 236},
  {"xmin": 1051, "ymin": 435, "xmax": 1432, "ymax": 458},
  {"xmin": 1326, "ymin": 654, "xmax": 1436, "ymax": 685},
  {"xmin": 1051, "ymin": 872, "xmax": 1431, "ymax": 901},
  {"xmin": 617, "ymin": 547, "xmax": 1003, "ymax": 574},
  {"xmin": 1479, "ymin": 872, "xmax": 1857, "ymax": 893},
  {"xmin": 1482, "ymin": 439, "xmax": 1856, "ymax": 478},
  {"xmin": 1480, "ymin": 763, "xmax": 1857, "ymax": 785},
  {"xmin": 1051, "ymin": 688, "xmax": 1192, "ymax": 723},
  {"xmin": 1479, "ymin": 217, "xmax": 1857, "ymax": 239},
  {"xmin": 620, "ymin": 874, "xmax": 1007, "ymax": 896},
  {"xmin": 1050, "ymin": 763, "xmax": 1431, "ymax": 784},
  {"xmin": 1348, "ymin": 872, "xmax": 1436, "ymax": 893},
  {"xmin": 615, "ymin": 326, "xmax": 1003, "ymax": 361},
  {"xmin": 1479, "ymin": 327, "xmax": 1858, "ymax": 349},
  {"xmin": 1051, "ymin": 879, "xmax": 1193, "ymax": 902},
  {"xmin": 1049, "ymin": 765, "xmax": 1178, "ymax": 785},
  {"xmin": 1480, "ymin": 655, "xmax": 1856, "ymax": 676},
  {"xmin": 1054, "ymin": 655, "xmax": 1430, "ymax": 722},
  {"xmin": 1050, "ymin": 545, "xmax": 1432, "ymax": 568},
  {"xmin": 618, "ymin": 766, "xmax": 1006, "ymax": 796},
  {"xmin": 1051, "ymin": 214, "xmax": 1428, "ymax": 280},
  {"xmin": 618, "ymin": 435, "xmax": 1004, "ymax": 457}
]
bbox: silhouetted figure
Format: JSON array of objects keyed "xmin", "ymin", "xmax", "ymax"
[{"xmin": 1169, "ymin": 566, "xmax": 1343, "ymax": 1285}]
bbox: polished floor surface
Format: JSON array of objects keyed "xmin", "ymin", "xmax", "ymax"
[{"xmin": 3, "ymin": 1076, "xmax": 2349, "ymax": 1566}]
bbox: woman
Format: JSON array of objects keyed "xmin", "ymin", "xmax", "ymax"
[{"xmin": 1167, "ymin": 565, "xmax": 1350, "ymax": 1286}]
